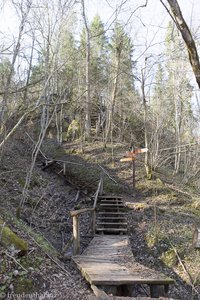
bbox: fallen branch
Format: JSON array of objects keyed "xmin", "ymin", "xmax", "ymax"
[
  {"xmin": 41, "ymin": 160, "xmax": 56, "ymax": 170},
  {"xmin": 57, "ymin": 168, "xmax": 64, "ymax": 174},
  {"xmin": 6, "ymin": 252, "xmax": 28, "ymax": 272},
  {"xmin": 28, "ymin": 234, "xmax": 70, "ymax": 276},
  {"xmin": 0, "ymin": 111, "xmax": 29, "ymax": 150},
  {"xmin": 74, "ymin": 190, "xmax": 80, "ymax": 202},
  {"xmin": 61, "ymin": 236, "xmax": 73, "ymax": 254},
  {"xmin": 25, "ymin": 132, "xmax": 48, "ymax": 160},
  {"xmin": 171, "ymin": 244, "xmax": 199, "ymax": 296},
  {"xmin": 55, "ymin": 159, "xmax": 83, "ymax": 166},
  {"xmin": 164, "ymin": 183, "xmax": 199, "ymax": 199}
]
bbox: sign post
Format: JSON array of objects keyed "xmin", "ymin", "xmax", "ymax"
[
  {"xmin": 132, "ymin": 158, "xmax": 135, "ymax": 190},
  {"xmin": 120, "ymin": 148, "xmax": 148, "ymax": 191}
]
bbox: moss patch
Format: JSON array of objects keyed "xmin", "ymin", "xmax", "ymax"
[
  {"xmin": 14, "ymin": 278, "xmax": 34, "ymax": 294},
  {"xmin": 0, "ymin": 219, "xmax": 28, "ymax": 252},
  {"xmin": 160, "ymin": 248, "xmax": 178, "ymax": 267}
]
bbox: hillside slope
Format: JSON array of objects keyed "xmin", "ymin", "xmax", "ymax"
[{"xmin": 0, "ymin": 133, "xmax": 200, "ymax": 299}]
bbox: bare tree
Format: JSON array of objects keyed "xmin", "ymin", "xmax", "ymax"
[
  {"xmin": 141, "ymin": 58, "xmax": 152, "ymax": 179},
  {"xmin": 161, "ymin": 0, "xmax": 200, "ymax": 89},
  {"xmin": 81, "ymin": 0, "xmax": 91, "ymax": 139},
  {"xmin": 0, "ymin": 0, "xmax": 33, "ymax": 128},
  {"xmin": 104, "ymin": 43, "xmax": 122, "ymax": 146}
]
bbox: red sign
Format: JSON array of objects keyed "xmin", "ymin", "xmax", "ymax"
[{"xmin": 125, "ymin": 148, "xmax": 148, "ymax": 158}]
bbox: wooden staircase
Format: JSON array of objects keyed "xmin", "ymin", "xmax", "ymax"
[
  {"xmin": 96, "ymin": 196, "xmax": 128, "ymax": 235},
  {"xmin": 71, "ymin": 180, "xmax": 174, "ymax": 299}
]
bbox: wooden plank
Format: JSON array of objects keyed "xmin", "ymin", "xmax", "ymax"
[
  {"xmin": 120, "ymin": 157, "xmax": 135, "ymax": 162},
  {"xmin": 98, "ymin": 217, "xmax": 126, "ymax": 220},
  {"xmin": 97, "ymin": 222, "xmax": 127, "ymax": 226},
  {"xmin": 100, "ymin": 204, "xmax": 124, "ymax": 207},
  {"xmin": 88, "ymin": 296, "xmax": 177, "ymax": 300},
  {"xmin": 96, "ymin": 227, "xmax": 127, "ymax": 233},
  {"xmin": 98, "ymin": 212, "xmax": 127, "ymax": 215},
  {"xmin": 98, "ymin": 196, "xmax": 123, "ymax": 199},
  {"xmin": 63, "ymin": 162, "xmax": 66, "ymax": 175},
  {"xmin": 90, "ymin": 285, "xmax": 109, "ymax": 299},
  {"xmin": 100, "ymin": 199, "xmax": 123, "ymax": 201},
  {"xmin": 72, "ymin": 215, "xmax": 80, "ymax": 255},
  {"xmin": 70, "ymin": 207, "xmax": 94, "ymax": 217},
  {"xmin": 88, "ymin": 286, "xmax": 175, "ymax": 300},
  {"xmin": 100, "ymin": 200, "xmax": 123, "ymax": 204},
  {"xmin": 73, "ymin": 236, "xmax": 174, "ymax": 286},
  {"xmin": 102, "ymin": 199, "xmax": 123, "ymax": 202}
]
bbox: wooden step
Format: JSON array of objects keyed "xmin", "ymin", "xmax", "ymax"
[
  {"xmin": 97, "ymin": 222, "xmax": 127, "ymax": 226},
  {"xmin": 98, "ymin": 216, "xmax": 126, "ymax": 220},
  {"xmin": 100, "ymin": 203, "xmax": 124, "ymax": 207},
  {"xmin": 74, "ymin": 235, "xmax": 174, "ymax": 294},
  {"xmin": 96, "ymin": 227, "xmax": 127, "ymax": 232},
  {"xmin": 98, "ymin": 212, "xmax": 127, "ymax": 215},
  {"xmin": 98, "ymin": 196, "xmax": 123, "ymax": 199},
  {"xmin": 100, "ymin": 203, "xmax": 123, "ymax": 206},
  {"xmin": 100, "ymin": 200, "xmax": 123, "ymax": 204},
  {"xmin": 99, "ymin": 209, "xmax": 124, "ymax": 212}
]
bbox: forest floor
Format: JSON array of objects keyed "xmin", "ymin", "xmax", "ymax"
[{"xmin": 0, "ymin": 130, "xmax": 200, "ymax": 300}]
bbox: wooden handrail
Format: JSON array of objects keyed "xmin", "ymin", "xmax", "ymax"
[
  {"xmin": 70, "ymin": 207, "xmax": 94, "ymax": 217},
  {"xmin": 93, "ymin": 177, "xmax": 103, "ymax": 209},
  {"xmin": 70, "ymin": 178, "xmax": 103, "ymax": 256}
]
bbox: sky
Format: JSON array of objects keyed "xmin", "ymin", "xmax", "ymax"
[
  {"xmin": 83, "ymin": 0, "xmax": 200, "ymax": 58},
  {"xmin": 0, "ymin": 0, "xmax": 199, "ymax": 89},
  {"xmin": 1, "ymin": 0, "xmax": 199, "ymax": 40}
]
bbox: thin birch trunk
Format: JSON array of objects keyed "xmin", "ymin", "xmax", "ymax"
[
  {"xmin": 81, "ymin": 0, "xmax": 91, "ymax": 139},
  {"xmin": 104, "ymin": 47, "xmax": 121, "ymax": 147},
  {"xmin": 141, "ymin": 68, "xmax": 152, "ymax": 179}
]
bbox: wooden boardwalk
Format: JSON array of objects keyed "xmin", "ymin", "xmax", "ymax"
[
  {"xmin": 73, "ymin": 235, "xmax": 174, "ymax": 297},
  {"xmin": 72, "ymin": 194, "xmax": 174, "ymax": 298}
]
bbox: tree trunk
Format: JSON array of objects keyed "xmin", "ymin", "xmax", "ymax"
[
  {"xmin": 141, "ymin": 68, "xmax": 152, "ymax": 179},
  {"xmin": 104, "ymin": 47, "xmax": 121, "ymax": 146},
  {"xmin": 23, "ymin": 37, "xmax": 35, "ymax": 106},
  {"xmin": 162, "ymin": 0, "xmax": 200, "ymax": 88},
  {"xmin": 0, "ymin": 1, "xmax": 32, "ymax": 127},
  {"xmin": 81, "ymin": 0, "xmax": 91, "ymax": 139}
]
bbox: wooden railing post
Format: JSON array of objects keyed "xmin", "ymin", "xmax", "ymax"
[
  {"xmin": 93, "ymin": 178, "xmax": 103, "ymax": 209},
  {"xmin": 70, "ymin": 208, "xmax": 95, "ymax": 255},
  {"xmin": 70, "ymin": 178, "xmax": 103, "ymax": 254},
  {"xmin": 63, "ymin": 163, "xmax": 66, "ymax": 175},
  {"xmin": 193, "ymin": 228, "xmax": 200, "ymax": 249},
  {"xmin": 91, "ymin": 210, "xmax": 96, "ymax": 235},
  {"xmin": 72, "ymin": 215, "xmax": 80, "ymax": 255},
  {"xmin": 99, "ymin": 177, "xmax": 103, "ymax": 195}
]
